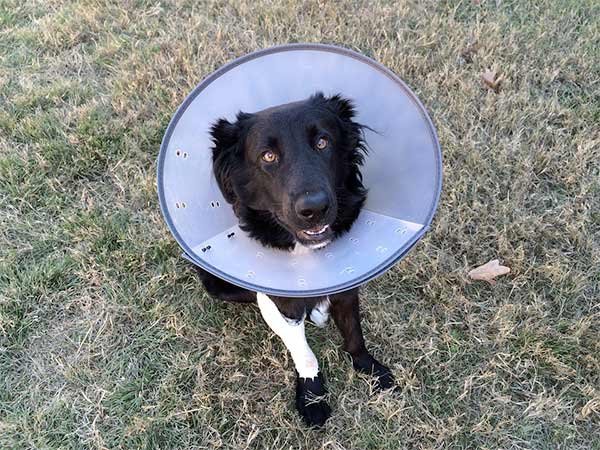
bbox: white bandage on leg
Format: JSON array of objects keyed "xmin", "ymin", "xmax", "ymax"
[
  {"xmin": 309, "ymin": 297, "xmax": 330, "ymax": 328},
  {"xmin": 256, "ymin": 293, "xmax": 319, "ymax": 379}
]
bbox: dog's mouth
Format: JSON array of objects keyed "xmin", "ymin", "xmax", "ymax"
[
  {"xmin": 272, "ymin": 213, "xmax": 335, "ymax": 249},
  {"xmin": 302, "ymin": 224, "xmax": 329, "ymax": 236},
  {"xmin": 296, "ymin": 224, "xmax": 333, "ymax": 248}
]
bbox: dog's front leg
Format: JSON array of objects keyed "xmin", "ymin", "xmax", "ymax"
[
  {"xmin": 330, "ymin": 288, "xmax": 395, "ymax": 391},
  {"xmin": 256, "ymin": 293, "xmax": 331, "ymax": 427}
]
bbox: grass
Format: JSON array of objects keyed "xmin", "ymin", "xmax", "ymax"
[{"xmin": 1, "ymin": 0, "xmax": 599, "ymax": 448}]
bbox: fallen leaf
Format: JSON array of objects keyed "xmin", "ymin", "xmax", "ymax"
[
  {"xmin": 468, "ymin": 259, "xmax": 511, "ymax": 285},
  {"xmin": 481, "ymin": 68, "xmax": 505, "ymax": 92}
]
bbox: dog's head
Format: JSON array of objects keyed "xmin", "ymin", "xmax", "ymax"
[{"xmin": 210, "ymin": 93, "xmax": 367, "ymax": 250}]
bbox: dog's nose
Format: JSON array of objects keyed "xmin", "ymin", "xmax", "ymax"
[{"xmin": 295, "ymin": 191, "xmax": 330, "ymax": 221}]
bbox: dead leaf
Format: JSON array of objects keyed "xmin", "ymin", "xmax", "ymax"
[
  {"xmin": 468, "ymin": 259, "xmax": 511, "ymax": 285},
  {"xmin": 481, "ymin": 68, "xmax": 505, "ymax": 92}
]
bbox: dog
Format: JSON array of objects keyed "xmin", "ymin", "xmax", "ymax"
[{"xmin": 194, "ymin": 92, "xmax": 394, "ymax": 427}]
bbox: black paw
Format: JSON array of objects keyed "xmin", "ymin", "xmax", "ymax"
[
  {"xmin": 295, "ymin": 372, "xmax": 331, "ymax": 428},
  {"xmin": 352, "ymin": 353, "xmax": 396, "ymax": 392}
]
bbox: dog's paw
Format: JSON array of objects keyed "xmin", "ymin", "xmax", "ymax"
[
  {"xmin": 352, "ymin": 353, "xmax": 396, "ymax": 392},
  {"xmin": 295, "ymin": 372, "xmax": 331, "ymax": 428},
  {"xmin": 372, "ymin": 363, "xmax": 396, "ymax": 391},
  {"xmin": 297, "ymin": 397, "xmax": 331, "ymax": 428}
]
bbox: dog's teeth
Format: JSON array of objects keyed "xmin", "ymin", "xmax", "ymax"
[{"xmin": 305, "ymin": 225, "xmax": 329, "ymax": 235}]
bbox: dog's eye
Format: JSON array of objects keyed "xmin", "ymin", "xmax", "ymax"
[
  {"xmin": 315, "ymin": 136, "xmax": 329, "ymax": 150},
  {"xmin": 261, "ymin": 150, "xmax": 278, "ymax": 163}
]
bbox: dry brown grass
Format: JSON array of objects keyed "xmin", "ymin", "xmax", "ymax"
[{"xmin": 1, "ymin": 0, "xmax": 599, "ymax": 448}]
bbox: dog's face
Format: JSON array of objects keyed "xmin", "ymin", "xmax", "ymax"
[{"xmin": 211, "ymin": 93, "xmax": 367, "ymax": 250}]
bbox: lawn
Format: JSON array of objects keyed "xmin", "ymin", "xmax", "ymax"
[{"xmin": 1, "ymin": 0, "xmax": 599, "ymax": 448}]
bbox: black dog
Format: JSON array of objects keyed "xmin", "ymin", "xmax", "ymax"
[{"xmin": 195, "ymin": 93, "xmax": 394, "ymax": 427}]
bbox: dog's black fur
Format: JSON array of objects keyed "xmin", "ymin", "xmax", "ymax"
[{"xmin": 194, "ymin": 93, "xmax": 394, "ymax": 427}]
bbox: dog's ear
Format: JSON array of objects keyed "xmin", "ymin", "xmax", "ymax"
[
  {"xmin": 312, "ymin": 92, "xmax": 357, "ymax": 122},
  {"xmin": 211, "ymin": 118, "xmax": 240, "ymax": 151},
  {"xmin": 210, "ymin": 114, "xmax": 249, "ymax": 205},
  {"xmin": 317, "ymin": 93, "xmax": 366, "ymax": 155},
  {"xmin": 316, "ymin": 92, "xmax": 368, "ymax": 177}
]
